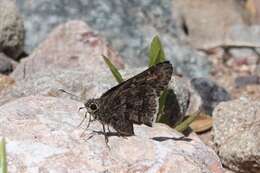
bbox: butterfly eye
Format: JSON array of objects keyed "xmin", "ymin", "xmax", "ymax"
[{"xmin": 90, "ymin": 103, "xmax": 98, "ymax": 111}]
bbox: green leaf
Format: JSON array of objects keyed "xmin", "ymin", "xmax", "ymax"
[
  {"xmin": 0, "ymin": 138, "xmax": 7, "ymax": 173},
  {"xmin": 156, "ymin": 90, "xmax": 169, "ymax": 122},
  {"xmin": 174, "ymin": 112, "xmax": 199, "ymax": 132},
  {"xmin": 148, "ymin": 35, "xmax": 165, "ymax": 67},
  {"xmin": 102, "ymin": 55, "xmax": 124, "ymax": 84}
]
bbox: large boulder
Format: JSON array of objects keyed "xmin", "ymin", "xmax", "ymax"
[
  {"xmin": 213, "ymin": 97, "xmax": 260, "ymax": 173},
  {"xmin": 11, "ymin": 20, "xmax": 124, "ymax": 81},
  {"xmin": 0, "ymin": 96, "xmax": 224, "ymax": 173}
]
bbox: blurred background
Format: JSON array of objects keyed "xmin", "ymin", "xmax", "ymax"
[{"xmin": 5, "ymin": 0, "xmax": 258, "ymax": 96}]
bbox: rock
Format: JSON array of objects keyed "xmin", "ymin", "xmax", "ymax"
[
  {"xmin": 224, "ymin": 25, "xmax": 260, "ymax": 47},
  {"xmin": 191, "ymin": 78, "xmax": 231, "ymax": 115},
  {"xmin": 11, "ymin": 20, "xmax": 124, "ymax": 81},
  {"xmin": 164, "ymin": 75, "xmax": 190, "ymax": 125},
  {"xmin": 213, "ymin": 97, "xmax": 260, "ymax": 173},
  {"xmin": 235, "ymin": 75, "xmax": 260, "ymax": 88},
  {"xmin": 255, "ymin": 64, "xmax": 260, "ymax": 76},
  {"xmin": 229, "ymin": 47, "xmax": 256, "ymax": 59},
  {"xmin": 0, "ymin": 0, "xmax": 25, "ymax": 59},
  {"xmin": 16, "ymin": 0, "xmax": 212, "ymax": 77},
  {"xmin": 0, "ymin": 68, "xmax": 109, "ymax": 106},
  {"xmin": 0, "ymin": 95, "xmax": 224, "ymax": 173},
  {"xmin": 172, "ymin": 0, "xmax": 260, "ymax": 50},
  {"xmin": 0, "ymin": 53, "xmax": 13, "ymax": 74},
  {"xmin": 168, "ymin": 44, "xmax": 212, "ymax": 78},
  {"xmin": 172, "ymin": 0, "xmax": 249, "ymax": 49},
  {"xmin": 165, "ymin": 75, "xmax": 203, "ymax": 125},
  {"xmin": 232, "ymin": 84, "xmax": 260, "ymax": 100},
  {"xmin": 249, "ymin": 0, "xmax": 260, "ymax": 24}
]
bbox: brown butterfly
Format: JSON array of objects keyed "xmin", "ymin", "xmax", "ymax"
[{"xmin": 80, "ymin": 61, "xmax": 173, "ymax": 144}]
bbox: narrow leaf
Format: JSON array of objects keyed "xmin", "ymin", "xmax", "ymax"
[
  {"xmin": 148, "ymin": 36, "xmax": 165, "ymax": 67},
  {"xmin": 156, "ymin": 90, "xmax": 169, "ymax": 122},
  {"xmin": 174, "ymin": 113, "xmax": 198, "ymax": 133},
  {"xmin": 0, "ymin": 138, "xmax": 7, "ymax": 173},
  {"xmin": 102, "ymin": 55, "xmax": 124, "ymax": 84}
]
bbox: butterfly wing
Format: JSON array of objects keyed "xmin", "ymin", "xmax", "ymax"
[{"xmin": 100, "ymin": 61, "xmax": 173, "ymax": 134}]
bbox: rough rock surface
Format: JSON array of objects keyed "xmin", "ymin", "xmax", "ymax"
[
  {"xmin": 213, "ymin": 97, "xmax": 260, "ymax": 173},
  {"xmin": 1, "ymin": 68, "xmax": 112, "ymax": 106},
  {"xmin": 11, "ymin": 20, "xmax": 124, "ymax": 81},
  {"xmin": 0, "ymin": 0, "xmax": 25, "ymax": 59},
  {"xmin": 0, "ymin": 96, "xmax": 224, "ymax": 173}
]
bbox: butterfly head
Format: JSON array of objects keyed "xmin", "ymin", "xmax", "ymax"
[{"xmin": 84, "ymin": 98, "xmax": 100, "ymax": 117}]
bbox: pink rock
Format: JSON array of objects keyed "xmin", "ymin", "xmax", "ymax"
[
  {"xmin": 0, "ymin": 96, "xmax": 224, "ymax": 173},
  {"xmin": 12, "ymin": 20, "xmax": 124, "ymax": 80}
]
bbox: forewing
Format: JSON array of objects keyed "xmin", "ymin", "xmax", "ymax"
[
  {"xmin": 100, "ymin": 61, "xmax": 173, "ymax": 131},
  {"xmin": 102, "ymin": 61, "xmax": 173, "ymax": 97}
]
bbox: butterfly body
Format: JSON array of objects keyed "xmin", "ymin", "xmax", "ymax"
[{"xmin": 84, "ymin": 61, "xmax": 173, "ymax": 141}]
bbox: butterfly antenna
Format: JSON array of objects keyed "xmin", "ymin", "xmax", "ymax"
[{"xmin": 58, "ymin": 89, "xmax": 81, "ymax": 100}]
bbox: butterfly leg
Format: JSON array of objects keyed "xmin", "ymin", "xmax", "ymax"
[
  {"xmin": 79, "ymin": 113, "xmax": 95, "ymax": 138},
  {"xmin": 107, "ymin": 125, "xmax": 112, "ymax": 133},
  {"xmin": 77, "ymin": 112, "xmax": 87, "ymax": 128},
  {"xmin": 86, "ymin": 113, "xmax": 94, "ymax": 129},
  {"xmin": 101, "ymin": 123, "xmax": 110, "ymax": 148}
]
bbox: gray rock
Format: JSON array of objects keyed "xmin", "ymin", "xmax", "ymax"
[
  {"xmin": 168, "ymin": 44, "xmax": 212, "ymax": 78},
  {"xmin": 0, "ymin": 53, "xmax": 13, "ymax": 74},
  {"xmin": 11, "ymin": 20, "xmax": 124, "ymax": 81},
  {"xmin": 172, "ymin": 0, "xmax": 260, "ymax": 51},
  {"xmin": 0, "ymin": 95, "xmax": 224, "ymax": 173},
  {"xmin": 0, "ymin": 0, "xmax": 25, "ymax": 59},
  {"xmin": 165, "ymin": 75, "xmax": 190, "ymax": 125},
  {"xmin": 255, "ymin": 64, "xmax": 260, "ymax": 76},
  {"xmin": 191, "ymin": 78, "xmax": 231, "ymax": 115},
  {"xmin": 228, "ymin": 48, "xmax": 257, "ymax": 59},
  {"xmin": 16, "ymin": 0, "xmax": 212, "ymax": 78},
  {"xmin": 166, "ymin": 75, "xmax": 203, "ymax": 125},
  {"xmin": 0, "ymin": 68, "xmax": 112, "ymax": 106},
  {"xmin": 225, "ymin": 25, "xmax": 260, "ymax": 48},
  {"xmin": 235, "ymin": 75, "xmax": 260, "ymax": 88},
  {"xmin": 213, "ymin": 97, "xmax": 260, "ymax": 173}
]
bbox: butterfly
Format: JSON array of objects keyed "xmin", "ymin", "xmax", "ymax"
[{"xmin": 79, "ymin": 61, "xmax": 173, "ymax": 144}]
